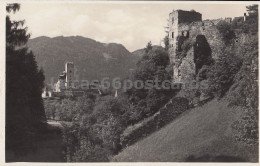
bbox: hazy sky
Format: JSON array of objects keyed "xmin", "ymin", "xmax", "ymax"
[{"xmin": 11, "ymin": 3, "xmax": 248, "ymax": 51}]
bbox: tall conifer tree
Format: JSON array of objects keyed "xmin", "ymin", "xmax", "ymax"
[{"xmin": 6, "ymin": 3, "xmax": 46, "ymax": 160}]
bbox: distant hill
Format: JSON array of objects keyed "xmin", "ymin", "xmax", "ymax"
[
  {"xmin": 132, "ymin": 45, "xmax": 164, "ymax": 57},
  {"xmin": 27, "ymin": 36, "xmax": 140, "ymax": 84}
]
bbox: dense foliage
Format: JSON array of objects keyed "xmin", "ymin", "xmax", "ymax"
[
  {"xmin": 44, "ymin": 46, "xmax": 180, "ymax": 161},
  {"xmin": 145, "ymin": 41, "xmax": 153, "ymax": 53},
  {"xmin": 120, "ymin": 97, "xmax": 189, "ymax": 148},
  {"xmin": 174, "ymin": 5, "xmax": 258, "ymax": 145},
  {"xmin": 243, "ymin": 5, "xmax": 258, "ymax": 35},
  {"xmin": 206, "ymin": 47, "xmax": 243, "ymax": 98},
  {"xmin": 125, "ymin": 47, "xmax": 177, "ymax": 123},
  {"xmin": 6, "ymin": 3, "xmax": 46, "ymax": 161},
  {"xmin": 200, "ymin": 5, "xmax": 258, "ymax": 144},
  {"xmin": 163, "ymin": 35, "xmax": 169, "ymax": 50},
  {"xmin": 228, "ymin": 35, "xmax": 258, "ymax": 144},
  {"xmin": 42, "ymin": 5, "xmax": 258, "ymax": 162},
  {"xmin": 216, "ymin": 20, "xmax": 236, "ymax": 45}
]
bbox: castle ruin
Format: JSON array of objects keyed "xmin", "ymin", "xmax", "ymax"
[
  {"xmin": 54, "ymin": 62, "xmax": 74, "ymax": 92},
  {"xmin": 167, "ymin": 9, "xmax": 246, "ymax": 82},
  {"xmin": 42, "ymin": 62, "xmax": 103, "ymax": 98}
]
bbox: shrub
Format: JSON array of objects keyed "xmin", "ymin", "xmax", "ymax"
[
  {"xmin": 206, "ymin": 48, "xmax": 243, "ymax": 98},
  {"xmin": 181, "ymin": 39, "xmax": 194, "ymax": 54},
  {"xmin": 164, "ymin": 35, "xmax": 169, "ymax": 50},
  {"xmin": 49, "ymin": 46, "xmax": 183, "ymax": 161},
  {"xmin": 126, "ymin": 48, "xmax": 177, "ymax": 123},
  {"xmin": 120, "ymin": 97, "xmax": 189, "ymax": 148},
  {"xmin": 242, "ymin": 5, "xmax": 258, "ymax": 35},
  {"xmin": 216, "ymin": 20, "xmax": 236, "ymax": 45},
  {"xmin": 229, "ymin": 46, "xmax": 258, "ymax": 145},
  {"xmin": 232, "ymin": 107, "xmax": 258, "ymax": 145}
]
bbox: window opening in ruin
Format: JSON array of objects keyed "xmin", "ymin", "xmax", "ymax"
[
  {"xmin": 172, "ymin": 32, "xmax": 174, "ymax": 38},
  {"xmin": 178, "ymin": 69, "xmax": 181, "ymax": 77},
  {"xmin": 186, "ymin": 31, "xmax": 189, "ymax": 37}
]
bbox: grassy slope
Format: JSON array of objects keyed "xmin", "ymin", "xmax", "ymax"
[{"xmin": 113, "ymin": 99, "xmax": 258, "ymax": 162}]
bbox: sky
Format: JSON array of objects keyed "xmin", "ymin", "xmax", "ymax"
[{"xmin": 10, "ymin": 3, "xmax": 249, "ymax": 51}]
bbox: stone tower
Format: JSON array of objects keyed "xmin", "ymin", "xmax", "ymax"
[
  {"xmin": 65, "ymin": 62, "xmax": 74, "ymax": 89},
  {"xmin": 168, "ymin": 10, "xmax": 202, "ymax": 81}
]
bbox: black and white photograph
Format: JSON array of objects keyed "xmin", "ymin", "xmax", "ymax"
[{"xmin": 4, "ymin": 1, "xmax": 259, "ymax": 163}]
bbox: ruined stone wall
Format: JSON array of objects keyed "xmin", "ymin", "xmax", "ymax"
[
  {"xmin": 168, "ymin": 10, "xmax": 179, "ymax": 59},
  {"xmin": 178, "ymin": 47, "xmax": 196, "ymax": 82},
  {"xmin": 168, "ymin": 9, "xmax": 247, "ymax": 82},
  {"xmin": 177, "ymin": 10, "xmax": 202, "ymax": 24},
  {"xmin": 65, "ymin": 62, "xmax": 74, "ymax": 88},
  {"xmin": 179, "ymin": 21, "xmax": 224, "ymax": 59},
  {"xmin": 171, "ymin": 21, "xmax": 224, "ymax": 82},
  {"xmin": 168, "ymin": 47, "xmax": 176, "ymax": 64},
  {"xmin": 168, "ymin": 10, "xmax": 202, "ymax": 64}
]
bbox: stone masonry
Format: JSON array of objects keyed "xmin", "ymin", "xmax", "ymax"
[{"xmin": 167, "ymin": 9, "xmax": 245, "ymax": 82}]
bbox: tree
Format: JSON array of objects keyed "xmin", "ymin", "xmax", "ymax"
[
  {"xmin": 163, "ymin": 35, "xmax": 169, "ymax": 50},
  {"xmin": 243, "ymin": 5, "xmax": 258, "ymax": 34},
  {"xmin": 126, "ymin": 48, "xmax": 177, "ymax": 123},
  {"xmin": 6, "ymin": 4, "xmax": 30, "ymax": 50},
  {"xmin": 228, "ymin": 36, "xmax": 258, "ymax": 144},
  {"xmin": 145, "ymin": 41, "xmax": 153, "ymax": 53},
  {"xmin": 246, "ymin": 5, "xmax": 258, "ymax": 16},
  {"xmin": 206, "ymin": 48, "xmax": 243, "ymax": 98},
  {"xmin": 6, "ymin": 4, "xmax": 46, "ymax": 161},
  {"xmin": 216, "ymin": 20, "xmax": 236, "ymax": 45}
]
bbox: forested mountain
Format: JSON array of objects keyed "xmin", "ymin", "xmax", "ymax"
[{"xmin": 27, "ymin": 36, "xmax": 140, "ymax": 83}]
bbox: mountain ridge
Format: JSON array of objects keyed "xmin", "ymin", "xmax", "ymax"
[{"xmin": 27, "ymin": 36, "xmax": 140, "ymax": 84}]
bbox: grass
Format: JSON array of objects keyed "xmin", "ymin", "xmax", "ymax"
[
  {"xmin": 122, "ymin": 111, "xmax": 160, "ymax": 138},
  {"xmin": 113, "ymin": 99, "xmax": 258, "ymax": 162}
]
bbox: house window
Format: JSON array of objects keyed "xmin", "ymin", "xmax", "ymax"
[{"xmin": 172, "ymin": 32, "xmax": 174, "ymax": 38}]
